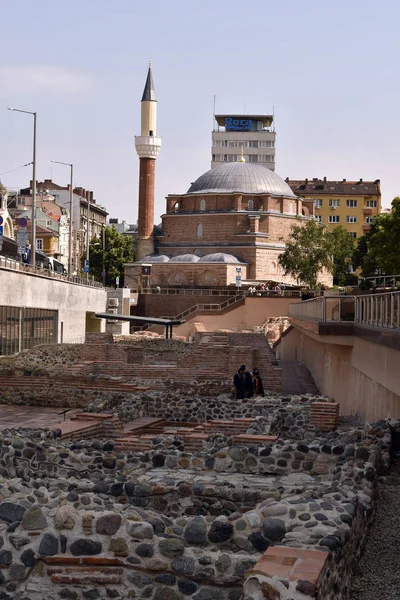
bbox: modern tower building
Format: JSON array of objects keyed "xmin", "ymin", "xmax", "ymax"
[
  {"xmin": 211, "ymin": 114, "xmax": 276, "ymax": 170},
  {"xmin": 135, "ymin": 63, "xmax": 161, "ymax": 260}
]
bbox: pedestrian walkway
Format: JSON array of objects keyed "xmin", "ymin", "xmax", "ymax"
[
  {"xmin": 350, "ymin": 460, "xmax": 400, "ymax": 600},
  {"xmin": 279, "ymin": 360, "xmax": 319, "ymax": 395}
]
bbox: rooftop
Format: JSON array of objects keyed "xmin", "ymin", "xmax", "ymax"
[{"xmin": 287, "ymin": 178, "xmax": 381, "ymax": 196}]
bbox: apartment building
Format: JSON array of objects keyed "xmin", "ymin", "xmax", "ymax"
[
  {"xmin": 212, "ymin": 114, "xmax": 276, "ymax": 171},
  {"xmin": 287, "ymin": 178, "xmax": 381, "ymax": 238}
]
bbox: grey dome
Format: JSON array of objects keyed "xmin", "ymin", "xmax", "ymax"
[
  {"xmin": 138, "ymin": 254, "xmax": 170, "ymax": 263},
  {"xmin": 169, "ymin": 254, "xmax": 200, "ymax": 263},
  {"xmin": 198, "ymin": 253, "xmax": 246, "ymax": 264},
  {"xmin": 187, "ymin": 162, "xmax": 296, "ymax": 197}
]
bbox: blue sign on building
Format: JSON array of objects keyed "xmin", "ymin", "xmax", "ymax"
[
  {"xmin": 84, "ymin": 259, "xmax": 90, "ymax": 273},
  {"xmin": 225, "ymin": 118, "xmax": 253, "ymax": 131}
]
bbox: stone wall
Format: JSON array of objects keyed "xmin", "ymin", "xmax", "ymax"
[{"xmin": 0, "ymin": 418, "xmax": 389, "ymax": 599}]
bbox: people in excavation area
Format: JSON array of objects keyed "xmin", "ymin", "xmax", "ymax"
[
  {"xmin": 252, "ymin": 368, "xmax": 265, "ymax": 397},
  {"xmin": 233, "ymin": 365, "xmax": 254, "ymax": 399},
  {"xmin": 233, "ymin": 365, "xmax": 246, "ymax": 399}
]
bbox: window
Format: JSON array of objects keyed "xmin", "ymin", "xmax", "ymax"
[
  {"xmin": 316, "ymin": 215, "xmax": 323, "ymax": 223},
  {"xmin": 223, "ymin": 155, "xmax": 228, "ymax": 162},
  {"xmin": 328, "ymin": 215, "xmax": 340, "ymax": 223},
  {"xmin": 247, "ymin": 199, "xmax": 254, "ymax": 210},
  {"xmin": 174, "ymin": 202, "xmax": 179, "ymax": 212},
  {"xmin": 259, "ymin": 140, "xmax": 274, "ymax": 148},
  {"xmin": 212, "ymin": 154, "xmax": 216, "ymax": 161},
  {"xmin": 346, "ymin": 199, "xmax": 358, "ymax": 207},
  {"xmin": 366, "ymin": 200, "xmax": 378, "ymax": 208},
  {"xmin": 221, "ymin": 140, "xmax": 228, "ymax": 147},
  {"xmin": 365, "ymin": 216, "xmax": 374, "ymax": 224},
  {"xmin": 349, "ymin": 232, "xmax": 357, "ymax": 238},
  {"xmin": 346, "ymin": 216, "xmax": 358, "ymax": 223},
  {"xmin": 197, "ymin": 223, "xmax": 203, "ymax": 238},
  {"xmin": 249, "ymin": 155, "xmax": 258, "ymax": 162},
  {"xmin": 329, "ymin": 199, "xmax": 340, "ymax": 207},
  {"xmin": 315, "ymin": 199, "xmax": 323, "ymax": 208},
  {"xmin": 249, "ymin": 141, "xmax": 258, "ymax": 148},
  {"xmin": 36, "ymin": 239, "xmax": 43, "ymax": 250},
  {"xmin": 200, "ymin": 199, "xmax": 206, "ymax": 211}
]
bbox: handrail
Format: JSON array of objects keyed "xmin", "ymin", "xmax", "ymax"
[
  {"xmin": 0, "ymin": 255, "xmax": 104, "ymax": 289},
  {"xmin": 355, "ymin": 290, "xmax": 400, "ymax": 329},
  {"xmin": 135, "ymin": 293, "xmax": 246, "ymax": 332},
  {"xmin": 131, "ymin": 286, "xmax": 302, "ymax": 297},
  {"xmin": 289, "ymin": 295, "xmax": 355, "ymax": 323}
]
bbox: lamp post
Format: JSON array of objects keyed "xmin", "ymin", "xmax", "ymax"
[
  {"xmin": 51, "ymin": 160, "xmax": 74, "ymax": 275},
  {"xmin": 86, "ymin": 195, "xmax": 90, "ymax": 282},
  {"xmin": 102, "ymin": 225, "xmax": 106, "ymax": 288},
  {"xmin": 7, "ymin": 108, "xmax": 37, "ymax": 266}
]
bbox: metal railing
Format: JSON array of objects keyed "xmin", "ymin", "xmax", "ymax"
[
  {"xmin": 132, "ymin": 286, "xmax": 301, "ymax": 297},
  {"xmin": 0, "ymin": 255, "xmax": 104, "ymax": 289},
  {"xmin": 289, "ymin": 296, "xmax": 355, "ymax": 322},
  {"xmin": 359, "ymin": 274, "xmax": 400, "ymax": 290},
  {"xmin": 355, "ymin": 291, "xmax": 400, "ymax": 329}
]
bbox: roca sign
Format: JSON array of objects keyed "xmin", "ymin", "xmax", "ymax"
[{"xmin": 225, "ymin": 118, "xmax": 252, "ymax": 131}]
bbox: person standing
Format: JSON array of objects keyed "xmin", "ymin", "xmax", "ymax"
[
  {"xmin": 233, "ymin": 365, "xmax": 247, "ymax": 399},
  {"xmin": 245, "ymin": 368, "xmax": 254, "ymax": 398},
  {"xmin": 252, "ymin": 368, "xmax": 265, "ymax": 397}
]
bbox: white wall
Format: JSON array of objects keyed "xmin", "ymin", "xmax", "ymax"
[{"xmin": 0, "ymin": 267, "xmax": 106, "ymax": 342}]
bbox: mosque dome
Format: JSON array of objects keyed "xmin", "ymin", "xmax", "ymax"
[
  {"xmin": 187, "ymin": 162, "xmax": 296, "ymax": 197},
  {"xmin": 137, "ymin": 254, "xmax": 170, "ymax": 263},
  {"xmin": 198, "ymin": 253, "xmax": 246, "ymax": 264},
  {"xmin": 169, "ymin": 254, "xmax": 200, "ymax": 263}
]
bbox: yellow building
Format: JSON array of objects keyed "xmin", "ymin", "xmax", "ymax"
[{"xmin": 287, "ymin": 178, "xmax": 381, "ymax": 239}]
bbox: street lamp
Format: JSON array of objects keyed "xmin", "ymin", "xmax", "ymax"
[
  {"xmin": 51, "ymin": 160, "xmax": 74, "ymax": 275},
  {"xmin": 7, "ymin": 108, "xmax": 37, "ymax": 266}
]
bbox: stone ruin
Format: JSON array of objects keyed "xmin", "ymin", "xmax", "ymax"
[{"xmin": 0, "ymin": 333, "xmax": 392, "ymax": 599}]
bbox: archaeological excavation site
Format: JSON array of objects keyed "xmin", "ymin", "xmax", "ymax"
[{"xmin": 0, "ymin": 331, "xmax": 396, "ymax": 600}]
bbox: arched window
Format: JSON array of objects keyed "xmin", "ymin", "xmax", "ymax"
[
  {"xmin": 289, "ymin": 202, "xmax": 295, "ymax": 214},
  {"xmin": 248, "ymin": 199, "xmax": 254, "ymax": 210},
  {"xmin": 271, "ymin": 262, "xmax": 276, "ymax": 272},
  {"xmin": 197, "ymin": 223, "xmax": 203, "ymax": 238},
  {"xmin": 174, "ymin": 202, "xmax": 179, "ymax": 212},
  {"xmin": 200, "ymin": 199, "xmax": 206, "ymax": 211}
]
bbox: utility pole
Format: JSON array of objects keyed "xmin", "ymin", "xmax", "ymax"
[
  {"xmin": 86, "ymin": 195, "xmax": 90, "ymax": 282},
  {"xmin": 7, "ymin": 108, "xmax": 37, "ymax": 266},
  {"xmin": 102, "ymin": 225, "xmax": 106, "ymax": 288}
]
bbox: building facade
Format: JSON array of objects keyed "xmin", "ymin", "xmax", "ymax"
[
  {"xmin": 125, "ymin": 160, "xmax": 332, "ymax": 289},
  {"xmin": 212, "ymin": 114, "xmax": 276, "ymax": 171},
  {"xmin": 287, "ymin": 178, "xmax": 381, "ymax": 238},
  {"xmin": 19, "ymin": 181, "xmax": 108, "ymax": 272}
]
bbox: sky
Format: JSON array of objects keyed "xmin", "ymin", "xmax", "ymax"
[{"xmin": 1, "ymin": 0, "xmax": 399, "ymax": 222}]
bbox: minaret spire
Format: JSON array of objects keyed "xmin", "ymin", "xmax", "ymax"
[{"xmin": 135, "ymin": 63, "xmax": 162, "ymax": 260}]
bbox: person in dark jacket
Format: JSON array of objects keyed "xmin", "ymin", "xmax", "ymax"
[
  {"xmin": 245, "ymin": 369, "xmax": 254, "ymax": 398},
  {"xmin": 252, "ymin": 368, "xmax": 265, "ymax": 397},
  {"xmin": 233, "ymin": 365, "xmax": 247, "ymax": 399}
]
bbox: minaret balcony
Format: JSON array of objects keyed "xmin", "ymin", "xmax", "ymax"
[{"xmin": 135, "ymin": 136, "xmax": 162, "ymax": 159}]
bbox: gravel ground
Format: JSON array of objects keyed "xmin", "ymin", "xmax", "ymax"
[{"xmin": 350, "ymin": 460, "xmax": 400, "ymax": 600}]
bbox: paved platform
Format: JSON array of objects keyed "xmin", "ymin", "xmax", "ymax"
[{"xmin": 0, "ymin": 405, "xmax": 79, "ymax": 430}]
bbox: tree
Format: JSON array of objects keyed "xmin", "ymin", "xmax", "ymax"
[
  {"xmin": 353, "ymin": 198, "xmax": 400, "ymax": 277},
  {"xmin": 278, "ymin": 219, "xmax": 333, "ymax": 288},
  {"xmin": 87, "ymin": 226, "xmax": 135, "ymax": 286},
  {"xmin": 326, "ymin": 226, "xmax": 356, "ymax": 286}
]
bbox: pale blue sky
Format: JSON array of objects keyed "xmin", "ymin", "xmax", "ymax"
[{"xmin": 1, "ymin": 0, "xmax": 399, "ymax": 221}]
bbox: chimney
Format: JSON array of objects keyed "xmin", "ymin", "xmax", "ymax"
[
  {"xmin": 88, "ymin": 191, "xmax": 94, "ymax": 203},
  {"xmin": 305, "ymin": 178, "xmax": 308, "ymax": 184},
  {"xmin": 342, "ymin": 178, "xmax": 346, "ymax": 182},
  {"xmin": 324, "ymin": 177, "xmax": 327, "ymax": 182},
  {"xmin": 285, "ymin": 177, "xmax": 289, "ymax": 182},
  {"xmin": 359, "ymin": 178, "xmax": 363, "ymax": 183},
  {"xmin": 374, "ymin": 179, "xmax": 380, "ymax": 185},
  {"xmin": 313, "ymin": 178, "xmax": 317, "ymax": 182}
]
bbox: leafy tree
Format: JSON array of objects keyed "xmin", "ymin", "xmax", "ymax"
[
  {"xmin": 353, "ymin": 198, "xmax": 400, "ymax": 277},
  {"xmin": 278, "ymin": 219, "xmax": 333, "ymax": 288},
  {"xmin": 86, "ymin": 226, "xmax": 135, "ymax": 286},
  {"xmin": 326, "ymin": 226, "xmax": 356, "ymax": 286}
]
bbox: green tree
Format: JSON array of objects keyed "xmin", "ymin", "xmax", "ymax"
[
  {"xmin": 326, "ymin": 226, "xmax": 356, "ymax": 285},
  {"xmin": 278, "ymin": 219, "xmax": 333, "ymax": 288},
  {"xmin": 87, "ymin": 226, "xmax": 135, "ymax": 286},
  {"xmin": 353, "ymin": 198, "xmax": 400, "ymax": 277}
]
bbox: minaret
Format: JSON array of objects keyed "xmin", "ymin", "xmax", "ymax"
[{"xmin": 135, "ymin": 62, "xmax": 161, "ymax": 260}]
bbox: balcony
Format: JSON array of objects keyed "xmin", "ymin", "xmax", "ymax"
[
  {"xmin": 363, "ymin": 208, "xmax": 373, "ymax": 215},
  {"xmin": 362, "ymin": 224, "xmax": 371, "ymax": 232}
]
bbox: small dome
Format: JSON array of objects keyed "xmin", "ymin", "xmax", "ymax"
[
  {"xmin": 198, "ymin": 253, "xmax": 246, "ymax": 264},
  {"xmin": 137, "ymin": 254, "xmax": 170, "ymax": 263},
  {"xmin": 169, "ymin": 254, "xmax": 200, "ymax": 263},
  {"xmin": 187, "ymin": 162, "xmax": 295, "ymax": 197}
]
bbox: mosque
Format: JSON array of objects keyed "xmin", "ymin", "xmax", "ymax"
[{"xmin": 124, "ymin": 66, "xmax": 331, "ymax": 289}]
